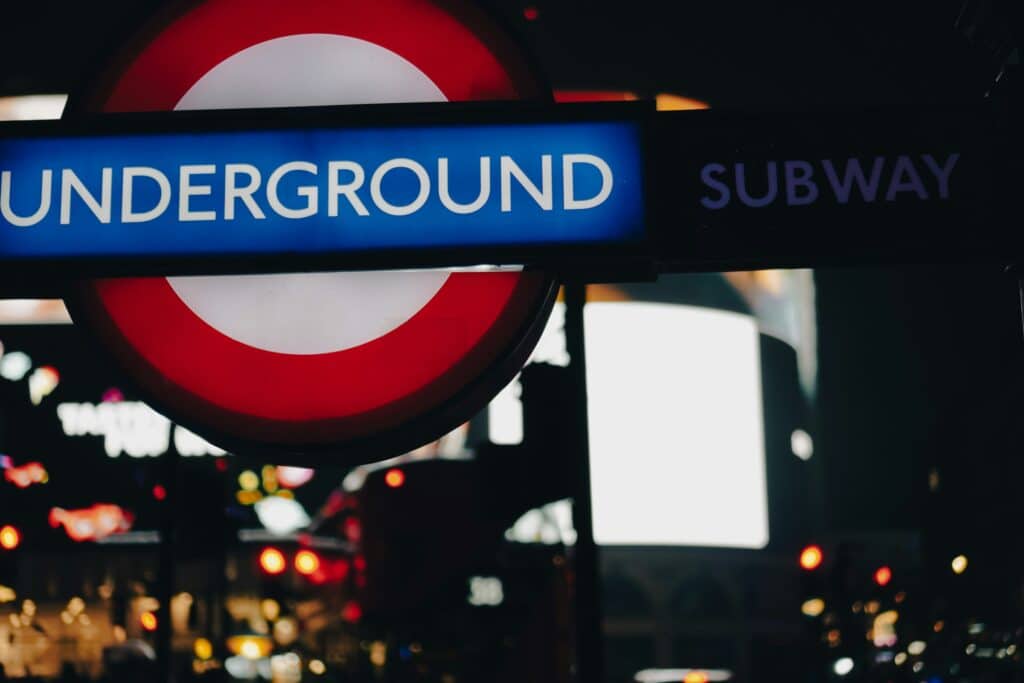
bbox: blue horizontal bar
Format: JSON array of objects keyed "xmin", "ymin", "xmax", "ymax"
[{"xmin": 0, "ymin": 120, "xmax": 645, "ymax": 263}]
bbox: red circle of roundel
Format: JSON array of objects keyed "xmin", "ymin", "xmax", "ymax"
[{"xmin": 66, "ymin": 0, "xmax": 556, "ymax": 459}]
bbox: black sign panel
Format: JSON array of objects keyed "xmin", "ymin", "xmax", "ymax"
[{"xmin": 648, "ymin": 106, "xmax": 1018, "ymax": 271}]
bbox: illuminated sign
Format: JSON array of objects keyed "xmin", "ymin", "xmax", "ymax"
[
  {"xmin": 56, "ymin": 401, "xmax": 227, "ymax": 458},
  {"xmin": 0, "ymin": 0, "xmax": 1014, "ymax": 468},
  {"xmin": 0, "ymin": 121, "xmax": 643, "ymax": 260},
  {"xmin": 59, "ymin": 0, "xmax": 557, "ymax": 463},
  {"xmin": 49, "ymin": 504, "xmax": 134, "ymax": 542}
]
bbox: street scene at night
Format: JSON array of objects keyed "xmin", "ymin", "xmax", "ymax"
[{"xmin": 1, "ymin": 1, "xmax": 1023, "ymax": 682}]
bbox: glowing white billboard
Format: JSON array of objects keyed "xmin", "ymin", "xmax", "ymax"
[
  {"xmin": 490, "ymin": 300, "xmax": 769, "ymax": 548},
  {"xmin": 584, "ymin": 303, "xmax": 768, "ymax": 548}
]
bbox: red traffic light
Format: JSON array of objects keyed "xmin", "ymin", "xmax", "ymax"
[
  {"xmin": 384, "ymin": 468, "xmax": 405, "ymax": 488},
  {"xmin": 0, "ymin": 525, "xmax": 20, "ymax": 550},
  {"xmin": 799, "ymin": 545, "xmax": 823, "ymax": 571},
  {"xmin": 341, "ymin": 601, "xmax": 363, "ymax": 623},
  {"xmin": 259, "ymin": 547, "xmax": 287, "ymax": 575},
  {"xmin": 295, "ymin": 550, "xmax": 321, "ymax": 576},
  {"xmin": 874, "ymin": 566, "xmax": 893, "ymax": 587}
]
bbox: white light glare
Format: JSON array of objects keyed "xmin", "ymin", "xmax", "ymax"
[
  {"xmin": 0, "ymin": 352, "xmax": 32, "ymax": 381},
  {"xmin": 254, "ymin": 496, "xmax": 311, "ymax": 536},
  {"xmin": 833, "ymin": 658, "xmax": 854, "ymax": 676},
  {"xmin": 467, "ymin": 576, "xmax": 504, "ymax": 607},
  {"xmin": 791, "ymin": 429, "xmax": 814, "ymax": 460},
  {"xmin": 0, "ymin": 95, "xmax": 67, "ymax": 121},
  {"xmin": 586, "ymin": 303, "xmax": 768, "ymax": 548}
]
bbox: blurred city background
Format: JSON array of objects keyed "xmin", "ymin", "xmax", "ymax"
[{"xmin": 2, "ymin": 1, "xmax": 1023, "ymax": 682}]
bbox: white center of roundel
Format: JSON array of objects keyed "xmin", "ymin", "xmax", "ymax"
[{"xmin": 166, "ymin": 34, "xmax": 450, "ymax": 355}]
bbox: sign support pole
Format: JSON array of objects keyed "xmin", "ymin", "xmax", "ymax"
[
  {"xmin": 564, "ymin": 282, "xmax": 606, "ymax": 683},
  {"xmin": 155, "ymin": 447, "xmax": 180, "ymax": 682}
]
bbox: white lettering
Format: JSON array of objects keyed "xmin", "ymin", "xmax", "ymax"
[
  {"xmin": 328, "ymin": 161, "xmax": 370, "ymax": 217},
  {"xmin": 267, "ymin": 161, "xmax": 318, "ymax": 219},
  {"xmin": 563, "ymin": 154, "xmax": 613, "ymax": 210},
  {"xmin": 1, "ymin": 170, "xmax": 53, "ymax": 227},
  {"xmin": 179, "ymin": 164, "xmax": 217, "ymax": 221},
  {"xmin": 57, "ymin": 401, "xmax": 171, "ymax": 458},
  {"xmin": 122, "ymin": 167, "xmax": 171, "ymax": 223},
  {"xmin": 370, "ymin": 158, "xmax": 431, "ymax": 217},
  {"xmin": 438, "ymin": 157, "xmax": 490, "ymax": 214},
  {"xmin": 501, "ymin": 155, "xmax": 553, "ymax": 212},
  {"xmin": 224, "ymin": 164, "xmax": 265, "ymax": 220},
  {"xmin": 60, "ymin": 169, "xmax": 112, "ymax": 224}
]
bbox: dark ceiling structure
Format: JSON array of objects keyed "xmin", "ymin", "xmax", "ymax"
[{"xmin": 0, "ymin": 0, "xmax": 1005, "ymax": 108}]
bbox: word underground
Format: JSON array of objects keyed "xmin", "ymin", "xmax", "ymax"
[
  {"xmin": 0, "ymin": 155, "xmax": 614, "ymax": 227},
  {"xmin": 699, "ymin": 154, "xmax": 960, "ymax": 209}
]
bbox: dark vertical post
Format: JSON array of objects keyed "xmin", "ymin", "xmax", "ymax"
[
  {"xmin": 1017, "ymin": 275, "xmax": 1024, "ymax": 340},
  {"xmin": 563, "ymin": 281, "xmax": 606, "ymax": 683},
  {"xmin": 156, "ymin": 448, "xmax": 180, "ymax": 682}
]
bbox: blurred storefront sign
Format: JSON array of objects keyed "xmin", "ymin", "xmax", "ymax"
[{"xmin": 56, "ymin": 401, "xmax": 225, "ymax": 459}]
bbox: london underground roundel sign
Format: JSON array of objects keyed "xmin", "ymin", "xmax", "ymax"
[{"xmin": 65, "ymin": 0, "xmax": 556, "ymax": 462}]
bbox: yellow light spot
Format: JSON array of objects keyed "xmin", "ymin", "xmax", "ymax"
[
  {"xmin": 309, "ymin": 659, "xmax": 326, "ymax": 675},
  {"xmin": 0, "ymin": 526, "xmax": 21, "ymax": 550},
  {"xmin": 801, "ymin": 598, "xmax": 826, "ymax": 617},
  {"xmin": 655, "ymin": 93, "xmax": 711, "ymax": 111},
  {"xmin": 236, "ymin": 490, "xmax": 263, "ymax": 506},
  {"xmin": 67, "ymin": 596, "xmax": 85, "ymax": 615},
  {"xmin": 262, "ymin": 465, "xmax": 278, "ymax": 493},
  {"xmin": 683, "ymin": 672, "xmax": 709, "ymax": 683},
  {"xmin": 240, "ymin": 640, "xmax": 262, "ymax": 660},
  {"xmin": 140, "ymin": 611, "xmax": 158, "ymax": 632},
  {"xmin": 370, "ymin": 641, "xmax": 387, "ymax": 667},
  {"xmin": 875, "ymin": 610, "xmax": 899, "ymax": 626},
  {"xmin": 194, "ymin": 638, "xmax": 213, "ymax": 660},
  {"xmin": 864, "ymin": 600, "xmax": 880, "ymax": 615},
  {"xmin": 261, "ymin": 599, "xmax": 280, "ymax": 622},
  {"xmin": 238, "ymin": 470, "xmax": 259, "ymax": 492},
  {"xmin": 295, "ymin": 550, "xmax": 320, "ymax": 576},
  {"xmin": 952, "ymin": 555, "xmax": 968, "ymax": 575}
]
